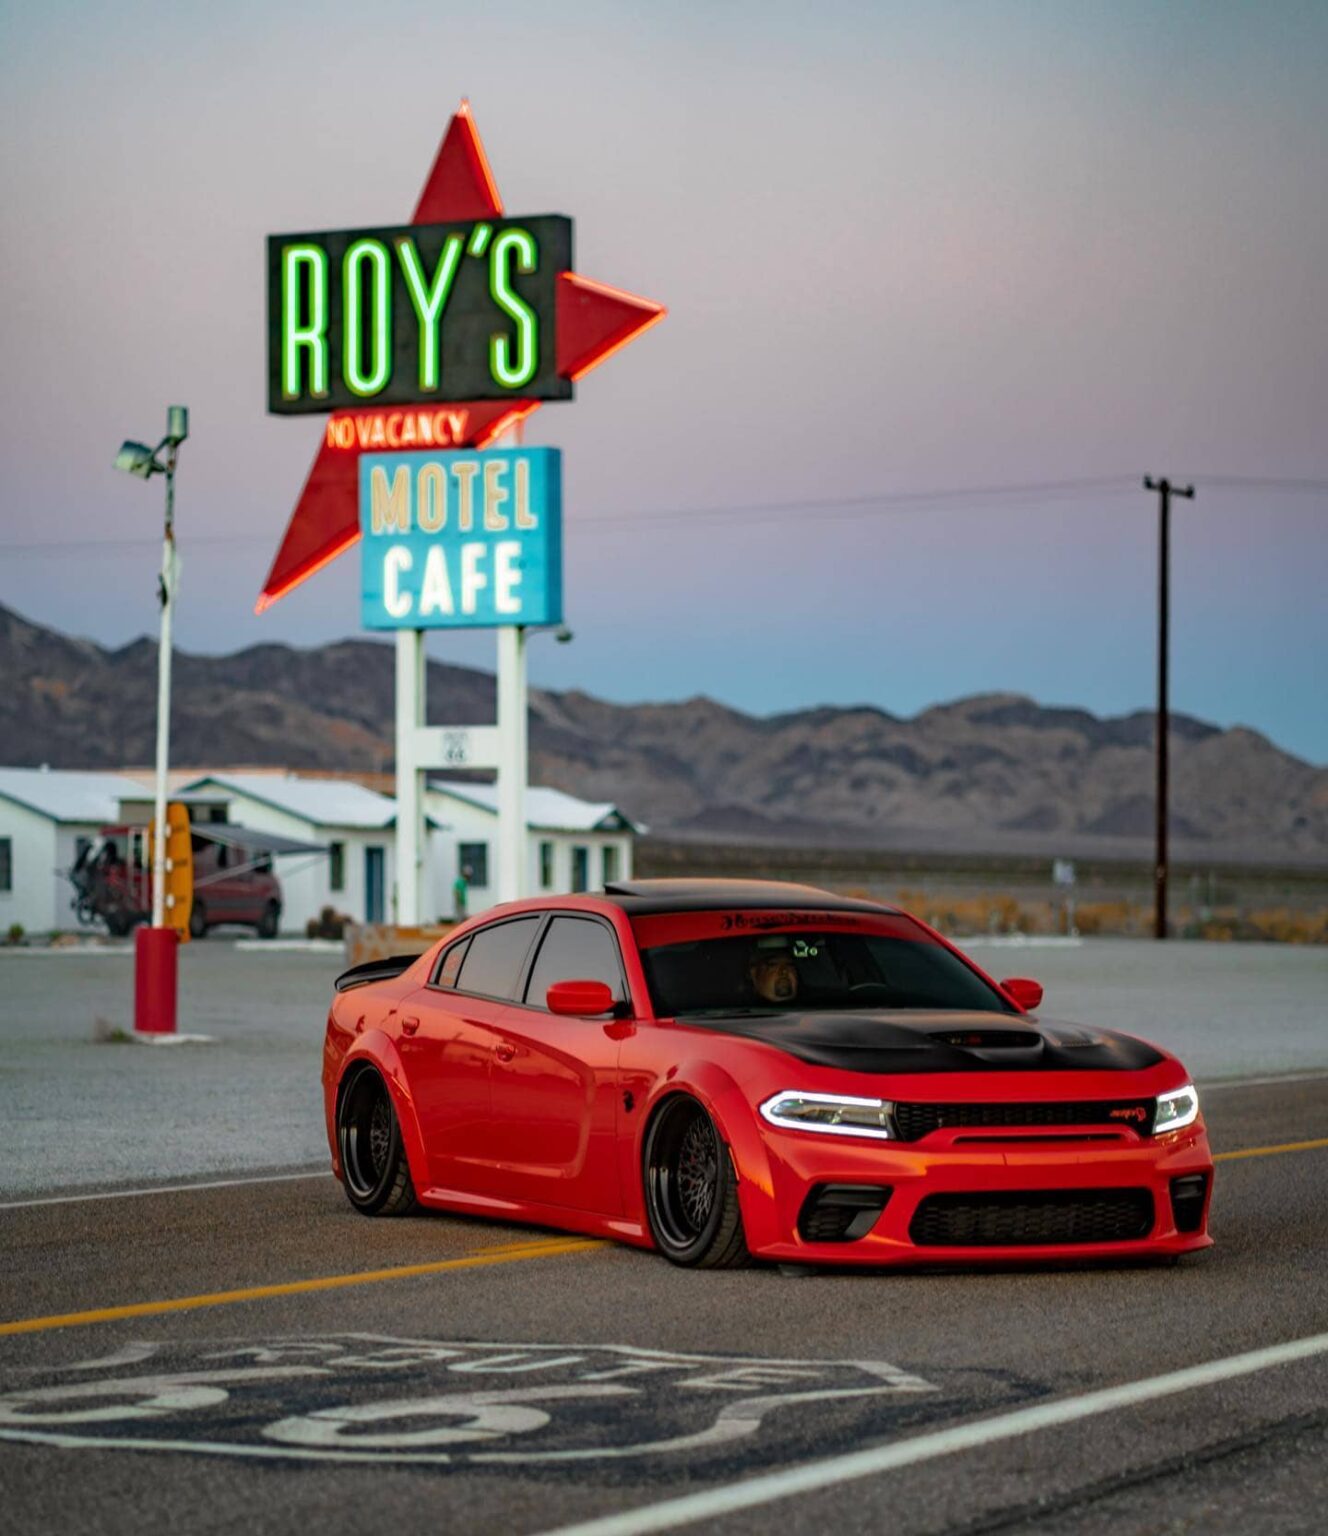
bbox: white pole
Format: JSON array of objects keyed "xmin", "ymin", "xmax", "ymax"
[
  {"xmin": 496, "ymin": 624, "xmax": 528, "ymax": 904},
  {"xmin": 394, "ymin": 627, "xmax": 425, "ymax": 925},
  {"xmin": 150, "ymin": 451, "xmax": 177, "ymax": 929}
]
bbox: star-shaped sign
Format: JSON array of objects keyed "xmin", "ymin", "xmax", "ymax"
[{"xmin": 257, "ymin": 101, "xmax": 665, "ymax": 611}]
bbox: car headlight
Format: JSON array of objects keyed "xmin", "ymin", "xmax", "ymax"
[
  {"xmin": 760, "ymin": 1090, "xmax": 895, "ymax": 1140},
  {"xmin": 1154, "ymin": 1083, "xmax": 1200, "ymax": 1135}
]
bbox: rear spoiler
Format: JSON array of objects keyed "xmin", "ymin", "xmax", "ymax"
[{"xmin": 334, "ymin": 954, "xmax": 422, "ymax": 993}]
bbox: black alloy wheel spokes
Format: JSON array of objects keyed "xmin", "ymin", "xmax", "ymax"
[
  {"xmin": 676, "ymin": 1114, "xmax": 718, "ymax": 1232},
  {"xmin": 368, "ymin": 1093, "xmax": 392, "ymax": 1180}
]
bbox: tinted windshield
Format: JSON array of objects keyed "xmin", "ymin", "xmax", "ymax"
[{"xmin": 632, "ymin": 910, "xmax": 1013, "ymax": 1017}]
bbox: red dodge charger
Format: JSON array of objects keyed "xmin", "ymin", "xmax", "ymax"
[{"xmin": 322, "ymin": 879, "xmax": 1213, "ymax": 1267}]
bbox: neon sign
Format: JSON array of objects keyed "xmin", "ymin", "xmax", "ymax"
[
  {"xmin": 358, "ymin": 448, "xmax": 562, "ymax": 629},
  {"xmin": 258, "ymin": 101, "xmax": 664, "ymax": 611},
  {"xmin": 268, "ymin": 216, "xmax": 572, "ymax": 413}
]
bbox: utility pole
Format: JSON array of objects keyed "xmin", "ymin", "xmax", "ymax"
[{"xmin": 1143, "ymin": 475, "xmax": 1195, "ymax": 941}]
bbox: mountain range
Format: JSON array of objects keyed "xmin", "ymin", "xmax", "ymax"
[{"xmin": 3, "ymin": 601, "xmax": 1324, "ymax": 862}]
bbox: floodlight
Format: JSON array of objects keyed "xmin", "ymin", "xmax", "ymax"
[
  {"xmin": 554, "ymin": 625, "xmax": 574, "ymax": 644},
  {"xmin": 164, "ymin": 405, "xmax": 189, "ymax": 447},
  {"xmin": 114, "ymin": 441, "xmax": 159, "ymax": 479}
]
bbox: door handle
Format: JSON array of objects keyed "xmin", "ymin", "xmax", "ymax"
[
  {"xmin": 401, "ymin": 1015, "xmax": 421, "ymax": 1036},
  {"xmin": 494, "ymin": 1042, "xmax": 516, "ymax": 1062}
]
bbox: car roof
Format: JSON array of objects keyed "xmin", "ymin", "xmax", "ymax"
[{"xmin": 599, "ymin": 878, "xmax": 897, "ymax": 917}]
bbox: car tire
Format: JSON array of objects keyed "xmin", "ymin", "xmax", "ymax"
[
  {"xmin": 337, "ymin": 1067, "xmax": 419, "ymax": 1217},
  {"xmin": 257, "ymin": 902, "xmax": 280, "ymax": 940},
  {"xmin": 188, "ymin": 903, "xmax": 207, "ymax": 940},
  {"xmin": 643, "ymin": 1095, "xmax": 750, "ymax": 1268},
  {"xmin": 106, "ymin": 911, "xmax": 131, "ymax": 938}
]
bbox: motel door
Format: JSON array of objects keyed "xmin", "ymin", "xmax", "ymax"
[{"xmin": 364, "ymin": 846, "xmax": 386, "ymax": 923}]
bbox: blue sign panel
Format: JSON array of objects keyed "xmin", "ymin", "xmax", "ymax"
[{"xmin": 358, "ymin": 448, "xmax": 562, "ymax": 630}]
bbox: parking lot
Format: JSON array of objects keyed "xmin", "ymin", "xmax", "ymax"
[{"xmin": 2, "ymin": 939, "xmax": 1326, "ymax": 1534}]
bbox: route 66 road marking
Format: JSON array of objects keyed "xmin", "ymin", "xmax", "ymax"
[{"xmin": 0, "ymin": 1334, "xmax": 936, "ymax": 1468}]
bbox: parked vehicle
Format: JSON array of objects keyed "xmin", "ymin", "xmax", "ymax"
[
  {"xmin": 322, "ymin": 878, "xmax": 1213, "ymax": 1268},
  {"xmin": 70, "ymin": 825, "xmax": 283, "ymax": 939},
  {"xmin": 187, "ymin": 836, "xmax": 282, "ymax": 938}
]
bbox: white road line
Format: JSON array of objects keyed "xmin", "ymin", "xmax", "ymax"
[
  {"xmin": 1199, "ymin": 1069, "xmax": 1328, "ymax": 1090},
  {"xmin": 0, "ymin": 1171, "xmax": 329, "ymax": 1211},
  {"xmin": 541, "ymin": 1330, "xmax": 1328, "ymax": 1536}
]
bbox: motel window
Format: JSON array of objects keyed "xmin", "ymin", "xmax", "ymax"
[
  {"xmin": 539, "ymin": 841, "xmax": 555, "ymax": 890},
  {"xmin": 602, "ymin": 844, "xmax": 620, "ymax": 885},
  {"xmin": 0, "ymin": 837, "xmax": 11, "ymax": 892},
  {"xmin": 571, "ymin": 845, "xmax": 589, "ymax": 893},
  {"xmin": 329, "ymin": 841, "xmax": 345, "ymax": 892},
  {"xmin": 459, "ymin": 842, "xmax": 489, "ymax": 888}
]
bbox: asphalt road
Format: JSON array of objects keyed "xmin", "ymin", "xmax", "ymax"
[{"xmin": 2, "ymin": 1074, "xmax": 1326, "ymax": 1536}]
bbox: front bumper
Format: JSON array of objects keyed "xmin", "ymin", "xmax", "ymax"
[{"xmin": 744, "ymin": 1122, "xmax": 1214, "ymax": 1265}]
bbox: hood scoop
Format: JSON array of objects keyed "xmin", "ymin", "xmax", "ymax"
[{"xmin": 928, "ymin": 1027, "xmax": 1047, "ymax": 1064}]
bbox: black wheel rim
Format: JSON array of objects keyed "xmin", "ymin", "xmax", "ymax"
[
  {"xmin": 648, "ymin": 1100, "xmax": 720, "ymax": 1252},
  {"xmin": 340, "ymin": 1072, "xmax": 394, "ymax": 1201}
]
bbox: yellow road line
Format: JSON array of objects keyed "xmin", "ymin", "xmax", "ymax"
[
  {"xmin": 0, "ymin": 1237, "xmax": 603, "ymax": 1338},
  {"xmin": 1214, "ymin": 1136, "xmax": 1328, "ymax": 1163}
]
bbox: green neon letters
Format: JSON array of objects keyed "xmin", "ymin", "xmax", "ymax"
[
  {"xmin": 398, "ymin": 235, "xmax": 464, "ymax": 393},
  {"xmin": 281, "ymin": 245, "xmax": 329, "ymax": 400},
  {"xmin": 343, "ymin": 239, "xmax": 391, "ymax": 396},
  {"xmin": 489, "ymin": 229, "xmax": 539, "ymax": 389},
  {"xmin": 268, "ymin": 214, "xmax": 569, "ymax": 411}
]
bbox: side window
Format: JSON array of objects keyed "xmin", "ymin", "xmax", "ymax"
[
  {"xmin": 329, "ymin": 841, "xmax": 345, "ymax": 892},
  {"xmin": 455, "ymin": 917, "xmax": 541, "ymax": 1000},
  {"xmin": 0, "ymin": 836, "xmax": 11, "ymax": 892},
  {"xmin": 432, "ymin": 935, "xmax": 471, "ymax": 989},
  {"xmin": 525, "ymin": 917, "xmax": 625, "ymax": 1009}
]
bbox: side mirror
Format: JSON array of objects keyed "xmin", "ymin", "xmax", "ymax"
[
  {"xmin": 546, "ymin": 979, "xmax": 616, "ymax": 1016},
  {"xmin": 1001, "ymin": 977, "xmax": 1044, "ymax": 1012}
]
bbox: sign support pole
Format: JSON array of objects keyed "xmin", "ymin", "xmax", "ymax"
[
  {"xmin": 496, "ymin": 625, "xmax": 528, "ymax": 904},
  {"xmin": 394, "ymin": 628, "xmax": 426, "ymax": 924}
]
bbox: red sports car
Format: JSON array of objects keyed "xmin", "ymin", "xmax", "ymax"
[{"xmin": 322, "ymin": 880, "xmax": 1213, "ymax": 1267}]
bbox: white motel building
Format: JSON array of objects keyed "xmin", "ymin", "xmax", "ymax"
[{"xmin": 0, "ymin": 765, "xmax": 640, "ymax": 937}]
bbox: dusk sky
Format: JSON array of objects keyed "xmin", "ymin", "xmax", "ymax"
[{"xmin": 2, "ymin": 1, "xmax": 1325, "ymax": 760}]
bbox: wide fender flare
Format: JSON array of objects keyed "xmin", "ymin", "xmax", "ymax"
[
  {"xmin": 336, "ymin": 1032, "xmax": 429, "ymax": 1194},
  {"xmin": 641, "ymin": 1061, "xmax": 784, "ymax": 1253}
]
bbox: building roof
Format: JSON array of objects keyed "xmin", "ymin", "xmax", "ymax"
[
  {"xmin": 180, "ymin": 773, "xmax": 399, "ymax": 830},
  {"xmin": 427, "ymin": 780, "xmax": 643, "ymax": 835},
  {"xmin": 0, "ymin": 767, "xmax": 152, "ymax": 825}
]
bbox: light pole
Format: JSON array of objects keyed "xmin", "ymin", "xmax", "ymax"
[{"xmin": 114, "ymin": 406, "xmax": 188, "ymax": 1031}]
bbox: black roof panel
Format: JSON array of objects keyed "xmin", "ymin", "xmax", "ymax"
[{"xmin": 601, "ymin": 877, "xmax": 897, "ymax": 917}]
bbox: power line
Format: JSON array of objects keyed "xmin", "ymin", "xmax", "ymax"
[
  {"xmin": 1176, "ymin": 475, "xmax": 1328, "ymax": 493},
  {"xmin": 1, "ymin": 470, "xmax": 1325, "ymax": 557}
]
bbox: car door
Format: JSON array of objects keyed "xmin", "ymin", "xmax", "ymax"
[
  {"xmin": 397, "ymin": 916, "xmax": 542, "ymax": 1196},
  {"xmin": 486, "ymin": 913, "xmax": 629, "ymax": 1215}
]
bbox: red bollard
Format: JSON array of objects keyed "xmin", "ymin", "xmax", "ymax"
[{"xmin": 134, "ymin": 926, "xmax": 179, "ymax": 1035}]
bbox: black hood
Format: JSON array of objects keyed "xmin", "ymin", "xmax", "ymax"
[{"xmin": 672, "ymin": 1009, "xmax": 1164, "ymax": 1074}]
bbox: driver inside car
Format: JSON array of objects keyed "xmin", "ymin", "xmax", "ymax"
[{"xmin": 747, "ymin": 938, "xmax": 800, "ymax": 1005}]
